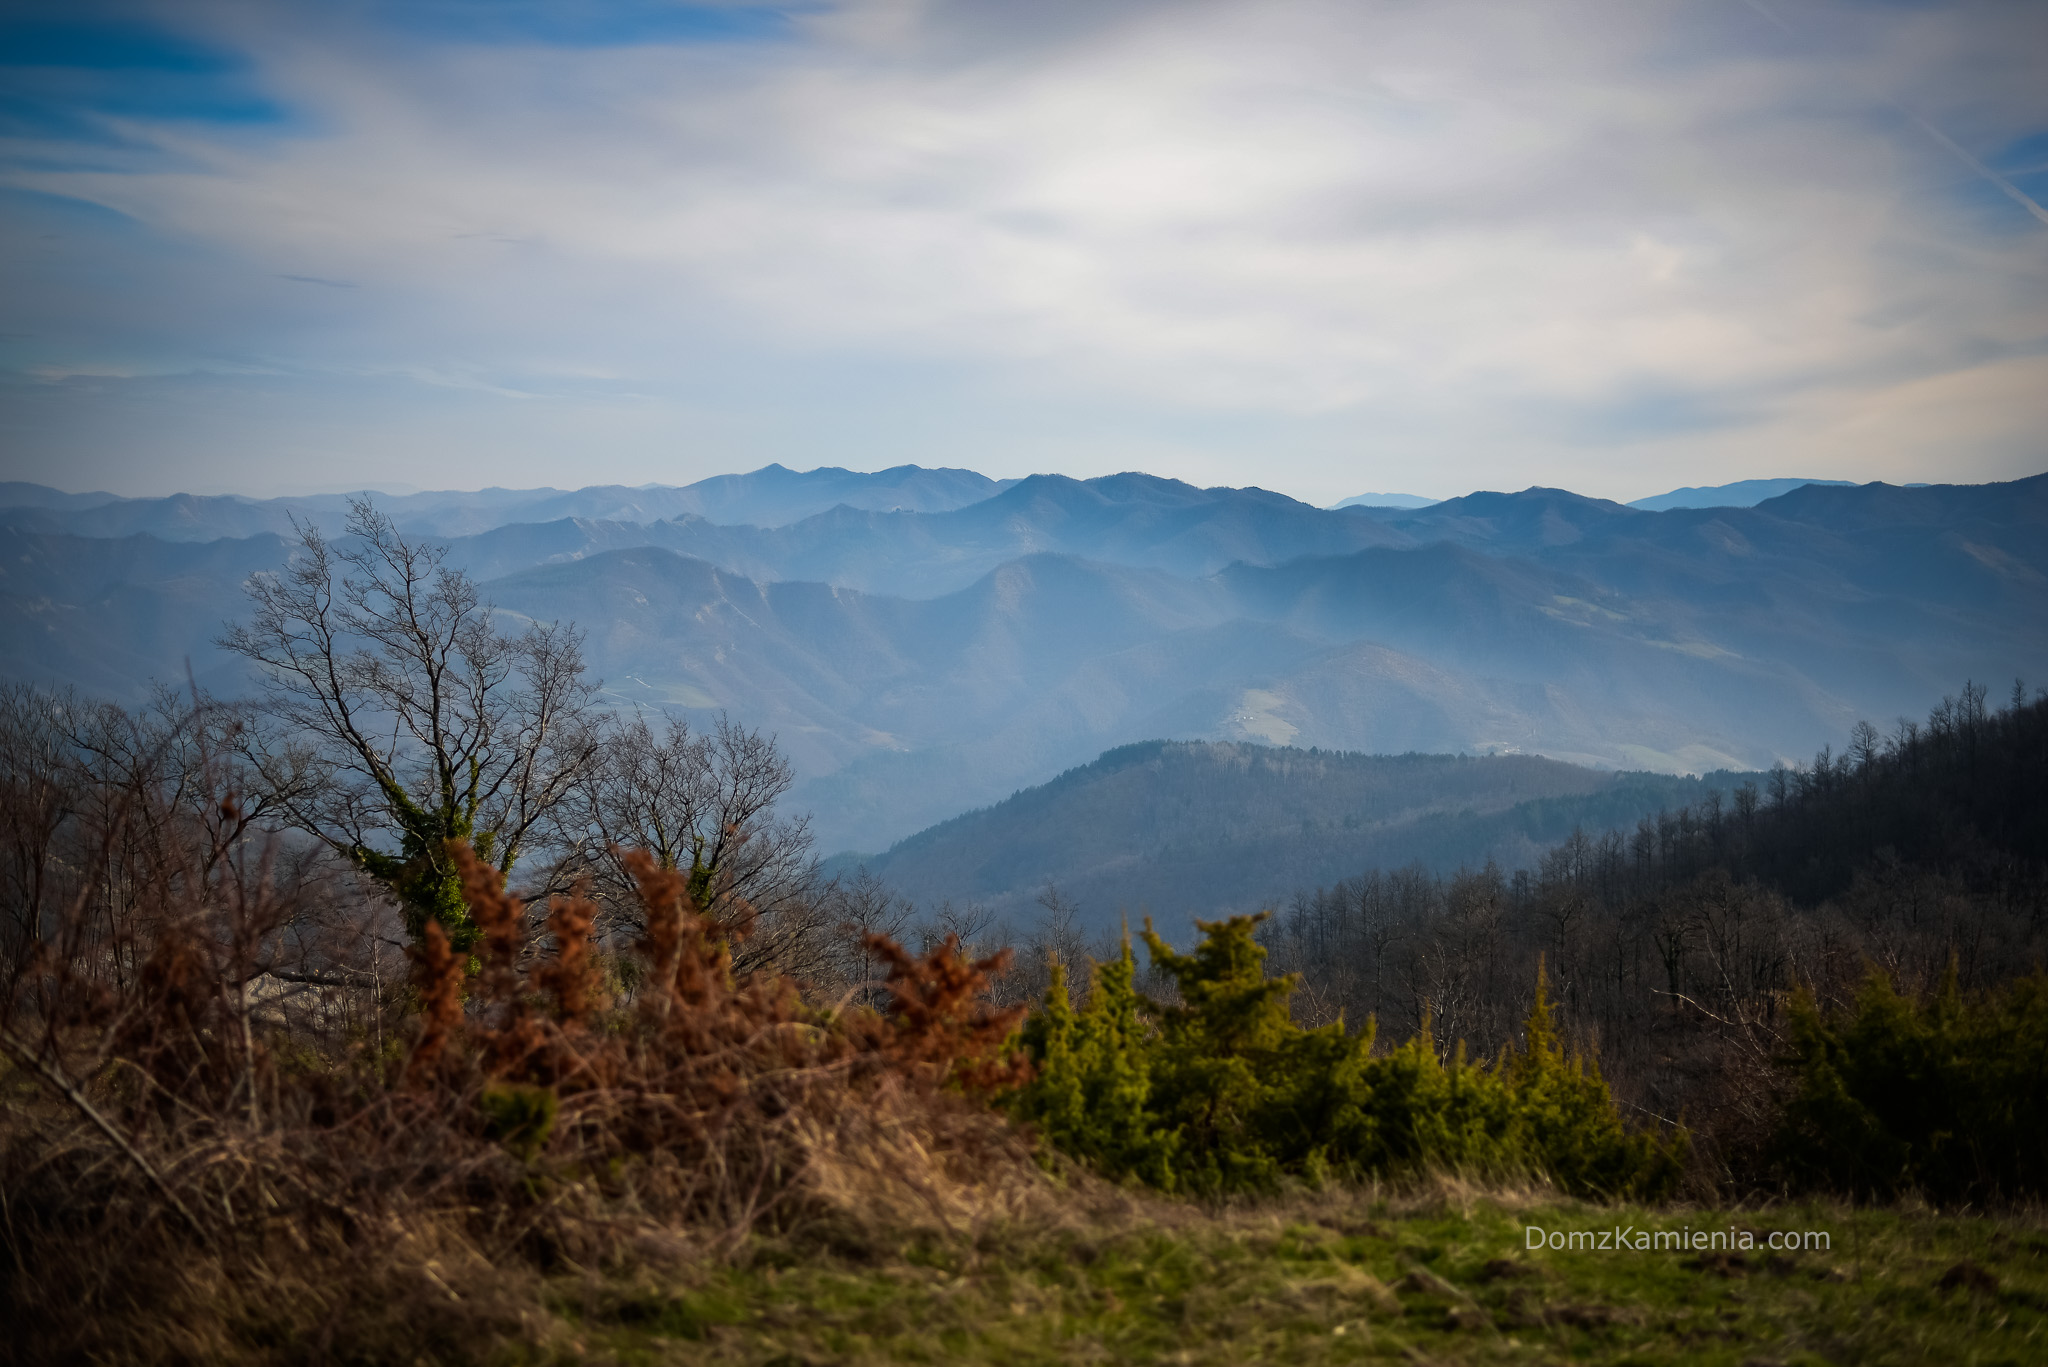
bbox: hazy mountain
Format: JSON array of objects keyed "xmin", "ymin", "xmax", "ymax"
[
  {"xmin": 432, "ymin": 471, "xmax": 1416, "ymax": 598},
  {"xmin": 466, "ymin": 493, "xmax": 2035, "ymax": 847},
  {"xmin": 846, "ymin": 741, "xmax": 1758, "ymax": 938},
  {"xmin": 1348, "ymin": 486, "xmax": 1646, "ymax": 551},
  {"xmin": 2, "ymin": 472, "xmax": 2041, "ymax": 852},
  {"xmin": 0, "ymin": 464, "xmax": 1015, "ymax": 543},
  {"xmin": 1626, "ymin": 477, "xmax": 1855, "ymax": 511},
  {"xmin": 1357, "ymin": 481, "xmax": 2048, "ymax": 712},
  {"xmin": 0, "ymin": 529, "xmax": 283, "ymax": 701},
  {"xmin": 0, "ymin": 483, "xmax": 125, "ymax": 511},
  {"xmin": 469, "ymin": 475, "xmax": 2048, "ymax": 843},
  {"xmin": 403, "ymin": 464, "xmax": 1016, "ymax": 536},
  {"xmin": 311, "ymin": 471, "xmax": 1422, "ymax": 598},
  {"xmin": 0, "ymin": 493, "xmax": 318, "ymax": 543},
  {"xmin": 484, "ymin": 549, "xmax": 1322, "ymax": 846},
  {"xmin": 443, "ymin": 473, "xmax": 2043, "ymax": 614},
  {"xmin": 651, "ymin": 463, "xmax": 1017, "ymax": 526},
  {"xmin": 650, "ymin": 471, "xmax": 1414, "ymax": 597}
]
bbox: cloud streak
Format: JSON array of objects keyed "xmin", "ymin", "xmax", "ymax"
[
  {"xmin": 1905, "ymin": 113, "xmax": 2048, "ymax": 230},
  {"xmin": 1741, "ymin": 0, "xmax": 2048, "ymax": 230}
]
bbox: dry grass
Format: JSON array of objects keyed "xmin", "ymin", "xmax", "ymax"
[{"xmin": 546, "ymin": 1186, "xmax": 2048, "ymax": 1366}]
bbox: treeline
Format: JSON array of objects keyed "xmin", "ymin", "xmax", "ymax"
[{"xmin": 1254, "ymin": 682, "xmax": 2048, "ymax": 1186}]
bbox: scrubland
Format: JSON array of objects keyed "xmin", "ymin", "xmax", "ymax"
[{"xmin": 5, "ymin": 820, "xmax": 2042, "ymax": 1365}]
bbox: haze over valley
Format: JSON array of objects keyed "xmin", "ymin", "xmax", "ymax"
[{"xmin": 5, "ymin": 465, "xmax": 2041, "ymax": 857}]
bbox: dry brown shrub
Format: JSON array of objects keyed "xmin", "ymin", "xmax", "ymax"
[
  {"xmin": 862, "ymin": 932, "xmax": 1031, "ymax": 1093},
  {"xmin": 0, "ymin": 826, "xmax": 1049, "ymax": 1364},
  {"xmin": 537, "ymin": 884, "xmax": 602, "ymax": 1025},
  {"xmin": 406, "ymin": 918, "xmax": 466, "ymax": 1084}
]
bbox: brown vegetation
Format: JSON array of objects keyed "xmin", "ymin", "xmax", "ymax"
[{"xmin": 0, "ymin": 720, "xmax": 1049, "ymax": 1364}]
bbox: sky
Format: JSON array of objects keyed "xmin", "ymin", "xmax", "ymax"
[{"xmin": 1, "ymin": 0, "xmax": 2044, "ymax": 506}]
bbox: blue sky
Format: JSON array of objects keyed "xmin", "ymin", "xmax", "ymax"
[{"xmin": 1, "ymin": 0, "xmax": 2044, "ymax": 503}]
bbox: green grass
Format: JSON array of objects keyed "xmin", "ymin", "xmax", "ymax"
[{"xmin": 516, "ymin": 1193, "xmax": 2048, "ymax": 1366}]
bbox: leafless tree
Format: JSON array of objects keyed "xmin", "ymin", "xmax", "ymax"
[
  {"xmin": 924, "ymin": 898, "xmax": 996, "ymax": 961},
  {"xmin": 1403, "ymin": 864, "xmax": 1508, "ymax": 1056},
  {"xmin": 997, "ymin": 882, "xmax": 1088, "ymax": 1009},
  {"xmin": 556, "ymin": 711, "xmax": 828, "ymax": 976},
  {"xmin": 0, "ymin": 685, "xmax": 81, "ymax": 983},
  {"xmin": 219, "ymin": 498, "xmax": 604, "ymax": 947},
  {"xmin": 828, "ymin": 864, "xmax": 916, "ymax": 1009},
  {"xmin": 0, "ymin": 680, "xmax": 376, "ymax": 1011}
]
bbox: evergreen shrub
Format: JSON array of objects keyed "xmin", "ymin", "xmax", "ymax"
[
  {"xmin": 1011, "ymin": 913, "xmax": 1684, "ymax": 1198},
  {"xmin": 1775, "ymin": 966, "xmax": 2048, "ymax": 1201}
]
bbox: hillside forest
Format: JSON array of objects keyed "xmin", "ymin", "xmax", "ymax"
[{"xmin": 1253, "ymin": 678, "xmax": 2048, "ymax": 1191}]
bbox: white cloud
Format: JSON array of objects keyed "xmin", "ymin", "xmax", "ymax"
[{"xmin": 2, "ymin": 0, "xmax": 2044, "ymax": 500}]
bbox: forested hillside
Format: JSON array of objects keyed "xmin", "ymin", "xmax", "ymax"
[
  {"xmin": 854, "ymin": 742, "xmax": 1758, "ymax": 934},
  {"xmin": 1257, "ymin": 681, "xmax": 2048, "ymax": 1182}
]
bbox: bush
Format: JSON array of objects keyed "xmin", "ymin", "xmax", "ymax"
[
  {"xmin": 0, "ymin": 836, "xmax": 1039, "ymax": 1363},
  {"xmin": 1774, "ymin": 965, "xmax": 2048, "ymax": 1201},
  {"xmin": 1012, "ymin": 913, "xmax": 1684, "ymax": 1198}
]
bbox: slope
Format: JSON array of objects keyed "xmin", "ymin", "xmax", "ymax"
[{"xmin": 852, "ymin": 740, "xmax": 1757, "ymax": 938}]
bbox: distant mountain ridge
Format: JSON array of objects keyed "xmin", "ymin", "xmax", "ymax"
[
  {"xmin": 0, "ymin": 483, "xmax": 126, "ymax": 511},
  {"xmin": 2, "ymin": 466, "xmax": 1963, "ymax": 546},
  {"xmin": 422, "ymin": 473, "xmax": 2039, "ymax": 603},
  {"xmin": 0, "ymin": 463, "xmax": 1017, "ymax": 541},
  {"xmin": 1, "ymin": 468, "xmax": 2041, "ymax": 852},
  {"xmin": 354, "ymin": 470, "xmax": 1417, "ymax": 596},
  {"xmin": 1629, "ymin": 477, "xmax": 1858, "ymax": 511}
]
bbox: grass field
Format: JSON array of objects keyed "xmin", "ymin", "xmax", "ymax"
[{"xmin": 500, "ymin": 1189, "xmax": 2047, "ymax": 1366}]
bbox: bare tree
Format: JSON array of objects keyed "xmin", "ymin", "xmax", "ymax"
[
  {"xmin": 1403, "ymin": 864, "xmax": 1508, "ymax": 1055},
  {"xmin": 997, "ymin": 882, "xmax": 1089, "ymax": 1009},
  {"xmin": 830, "ymin": 864, "xmax": 916, "ymax": 1009},
  {"xmin": 220, "ymin": 499, "xmax": 603, "ymax": 947},
  {"xmin": 1035, "ymin": 882, "xmax": 1087, "ymax": 970},
  {"xmin": 923, "ymin": 898, "xmax": 995, "ymax": 960},
  {"xmin": 1, "ymin": 682, "xmax": 357, "ymax": 1004},
  {"xmin": 1848, "ymin": 720, "xmax": 1881, "ymax": 778},
  {"xmin": 0, "ymin": 685, "xmax": 81, "ymax": 982},
  {"xmin": 559, "ymin": 711, "xmax": 826, "ymax": 975}
]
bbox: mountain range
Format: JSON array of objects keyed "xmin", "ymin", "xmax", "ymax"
[
  {"xmin": 2, "ymin": 466, "xmax": 2042, "ymax": 853},
  {"xmin": 0, "ymin": 463, "xmax": 1014, "ymax": 543}
]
